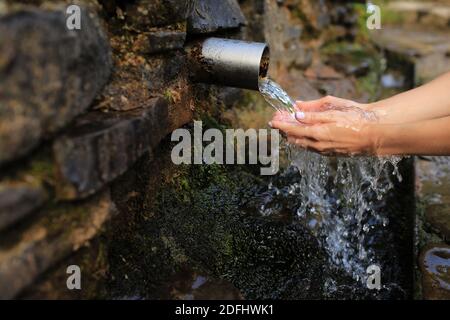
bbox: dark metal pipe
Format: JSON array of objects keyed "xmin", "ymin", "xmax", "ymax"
[{"xmin": 188, "ymin": 37, "xmax": 270, "ymax": 91}]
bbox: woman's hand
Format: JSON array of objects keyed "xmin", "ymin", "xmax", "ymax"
[
  {"xmin": 270, "ymin": 118, "xmax": 379, "ymax": 156},
  {"xmin": 294, "ymin": 103, "xmax": 378, "ymax": 126},
  {"xmin": 294, "ymin": 95, "xmax": 370, "ymax": 114},
  {"xmin": 269, "ymin": 72, "xmax": 450, "ymax": 156},
  {"xmin": 269, "ymin": 99, "xmax": 380, "ymax": 156},
  {"xmin": 294, "ymin": 94, "xmax": 380, "ymax": 125},
  {"xmin": 271, "ymin": 110, "xmax": 298, "ymax": 124}
]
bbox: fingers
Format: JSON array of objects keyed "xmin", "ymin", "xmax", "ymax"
[
  {"xmin": 292, "ymin": 102, "xmax": 302, "ymax": 112},
  {"xmin": 286, "ymin": 136, "xmax": 337, "ymax": 156},
  {"xmin": 294, "ymin": 98, "xmax": 326, "ymax": 112},
  {"xmin": 295, "ymin": 96, "xmax": 355, "ymax": 112},
  {"xmin": 295, "ymin": 96, "xmax": 337, "ymax": 111},
  {"xmin": 271, "ymin": 110, "xmax": 297, "ymax": 123},
  {"xmin": 270, "ymin": 120, "xmax": 326, "ymax": 141},
  {"xmin": 295, "ymin": 110, "xmax": 340, "ymax": 124},
  {"xmin": 271, "ymin": 111, "xmax": 287, "ymax": 121},
  {"xmin": 287, "ymin": 136, "xmax": 316, "ymax": 149}
]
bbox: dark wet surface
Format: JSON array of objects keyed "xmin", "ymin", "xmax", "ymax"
[
  {"xmin": 116, "ymin": 265, "xmax": 243, "ymax": 300},
  {"xmin": 423, "ymin": 247, "xmax": 450, "ymax": 291}
]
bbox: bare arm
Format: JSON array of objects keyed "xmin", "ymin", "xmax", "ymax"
[
  {"xmin": 271, "ymin": 72, "xmax": 450, "ymax": 156},
  {"xmin": 374, "ymin": 116, "xmax": 450, "ymax": 156},
  {"xmin": 295, "ymin": 71, "xmax": 450, "ymax": 124},
  {"xmin": 368, "ymin": 72, "xmax": 450, "ymax": 124},
  {"xmin": 270, "ymin": 116, "xmax": 450, "ymax": 156}
]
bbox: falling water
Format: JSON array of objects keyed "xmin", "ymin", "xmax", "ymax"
[
  {"xmin": 258, "ymin": 77, "xmax": 403, "ymax": 283},
  {"xmin": 258, "ymin": 78, "xmax": 296, "ymax": 114}
]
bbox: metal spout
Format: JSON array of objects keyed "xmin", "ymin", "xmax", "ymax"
[{"xmin": 188, "ymin": 37, "xmax": 270, "ymax": 91}]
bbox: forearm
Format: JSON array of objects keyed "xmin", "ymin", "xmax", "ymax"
[
  {"xmin": 372, "ymin": 116, "xmax": 450, "ymax": 155},
  {"xmin": 368, "ymin": 72, "xmax": 450, "ymax": 124}
]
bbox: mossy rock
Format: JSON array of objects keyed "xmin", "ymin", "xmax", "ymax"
[{"xmin": 156, "ymin": 163, "xmax": 330, "ymax": 299}]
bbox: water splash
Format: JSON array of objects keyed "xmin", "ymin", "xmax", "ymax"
[
  {"xmin": 258, "ymin": 78, "xmax": 403, "ymax": 282},
  {"xmin": 288, "ymin": 148, "xmax": 402, "ymax": 281}
]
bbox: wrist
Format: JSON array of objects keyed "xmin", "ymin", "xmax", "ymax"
[
  {"xmin": 369, "ymin": 123, "xmax": 409, "ymax": 156},
  {"xmin": 363, "ymin": 101, "xmax": 380, "ymax": 111},
  {"xmin": 366, "ymin": 123, "xmax": 400, "ymax": 155},
  {"xmin": 365, "ymin": 124, "xmax": 383, "ymax": 155},
  {"xmin": 365, "ymin": 101, "xmax": 391, "ymax": 124}
]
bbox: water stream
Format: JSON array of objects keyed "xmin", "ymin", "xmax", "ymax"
[
  {"xmin": 258, "ymin": 77, "xmax": 403, "ymax": 283},
  {"xmin": 258, "ymin": 78, "xmax": 296, "ymax": 114}
]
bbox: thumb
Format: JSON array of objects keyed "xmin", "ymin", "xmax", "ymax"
[{"xmin": 296, "ymin": 95, "xmax": 348, "ymax": 112}]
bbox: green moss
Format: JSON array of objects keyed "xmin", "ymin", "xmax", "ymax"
[
  {"xmin": 351, "ymin": 3, "xmax": 370, "ymax": 42},
  {"xmin": 355, "ymin": 70, "xmax": 380, "ymax": 101},
  {"xmin": 154, "ymin": 156, "xmax": 333, "ymax": 299},
  {"xmin": 373, "ymin": 0, "xmax": 405, "ymax": 25},
  {"xmin": 161, "ymin": 235, "xmax": 188, "ymax": 264},
  {"xmin": 200, "ymin": 113, "xmax": 227, "ymax": 134},
  {"xmin": 381, "ymin": 8, "xmax": 405, "ymax": 26},
  {"xmin": 222, "ymin": 233, "xmax": 234, "ymax": 257},
  {"xmin": 106, "ymin": 107, "xmax": 369, "ymax": 299},
  {"xmin": 223, "ymin": 91, "xmax": 273, "ymax": 131},
  {"xmin": 28, "ymin": 154, "xmax": 54, "ymax": 185},
  {"xmin": 41, "ymin": 195, "xmax": 96, "ymax": 237},
  {"xmin": 74, "ymin": 239, "xmax": 109, "ymax": 299},
  {"xmin": 352, "ymin": 1, "xmax": 405, "ymax": 37},
  {"xmin": 0, "ymin": 145, "xmax": 55, "ymax": 190},
  {"xmin": 163, "ymin": 89, "xmax": 175, "ymax": 104}
]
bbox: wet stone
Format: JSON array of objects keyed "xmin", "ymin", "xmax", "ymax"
[
  {"xmin": 282, "ymin": 43, "xmax": 313, "ymax": 70},
  {"xmin": 329, "ymin": 2, "xmax": 358, "ymax": 26},
  {"xmin": 370, "ymin": 27, "xmax": 450, "ymax": 84},
  {"xmin": 125, "ymin": 0, "xmax": 193, "ymax": 28},
  {"xmin": 304, "ymin": 64, "xmax": 343, "ymax": 80},
  {"xmin": 99, "ymin": 51, "xmax": 186, "ymax": 112},
  {"xmin": 386, "ymin": 1, "xmax": 450, "ymax": 29},
  {"xmin": 311, "ymin": 77, "xmax": 357, "ymax": 100},
  {"xmin": 145, "ymin": 29, "xmax": 186, "ymax": 54},
  {"xmin": 152, "ymin": 162, "xmax": 389, "ymax": 300},
  {"xmin": 277, "ymin": 70, "xmax": 321, "ymax": 101},
  {"xmin": 0, "ymin": 191, "xmax": 114, "ymax": 299},
  {"xmin": 146, "ymin": 52, "xmax": 186, "ymax": 92},
  {"xmin": 188, "ymin": 0, "xmax": 246, "ymax": 34},
  {"xmin": 425, "ymin": 204, "xmax": 450, "ymax": 242},
  {"xmin": 20, "ymin": 237, "xmax": 108, "ymax": 299},
  {"xmin": 239, "ymin": 0, "xmax": 266, "ymax": 41},
  {"xmin": 159, "ymin": 267, "xmax": 243, "ymax": 300},
  {"xmin": 0, "ymin": 183, "xmax": 46, "ymax": 231},
  {"xmin": 416, "ymin": 157, "xmax": 450, "ymax": 203},
  {"xmin": 215, "ymin": 87, "xmax": 243, "ymax": 109},
  {"xmin": 415, "ymin": 53, "xmax": 450, "ymax": 85},
  {"xmin": 293, "ymin": 0, "xmax": 331, "ymax": 31},
  {"xmin": 325, "ymin": 55, "xmax": 371, "ymax": 77},
  {"xmin": 261, "ymin": 1, "xmax": 314, "ymax": 73},
  {"xmin": 53, "ymin": 98, "xmax": 168, "ymax": 200},
  {"xmin": 419, "ymin": 244, "xmax": 450, "ymax": 300},
  {"xmin": 0, "ymin": 6, "xmax": 111, "ymax": 166}
]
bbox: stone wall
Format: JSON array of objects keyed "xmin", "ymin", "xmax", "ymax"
[
  {"xmin": 0, "ymin": 0, "xmax": 407, "ymax": 299},
  {"xmin": 0, "ymin": 0, "xmax": 248, "ymax": 299}
]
